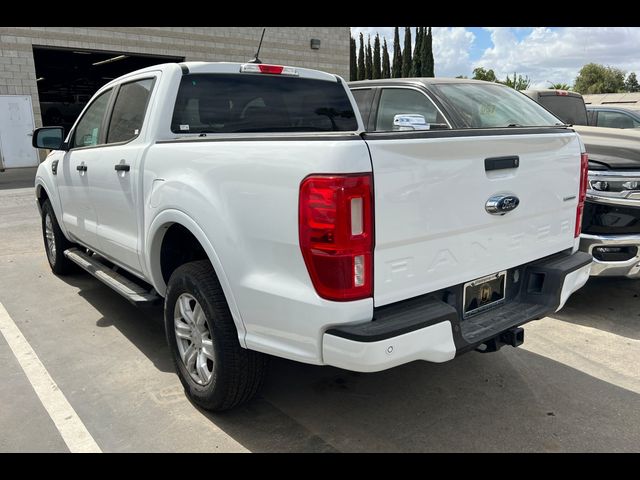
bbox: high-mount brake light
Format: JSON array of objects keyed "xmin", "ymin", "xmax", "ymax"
[
  {"xmin": 240, "ymin": 64, "xmax": 298, "ymax": 76},
  {"xmin": 299, "ymin": 174, "xmax": 373, "ymax": 301}
]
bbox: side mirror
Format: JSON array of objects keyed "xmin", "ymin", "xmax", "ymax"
[
  {"xmin": 393, "ymin": 114, "xmax": 430, "ymax": 131},
  {"xmin": 32, "ymin": 127, "xmax": 67, "ymax": 151}
]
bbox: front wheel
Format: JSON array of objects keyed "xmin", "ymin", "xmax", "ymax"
[
  {"xmin": 41, "ymin": 199, "xmax": 78, "ymax": 275},
  {"xmin": 164, "ymin": 260, "xmax": 268, "ymax": 411}
]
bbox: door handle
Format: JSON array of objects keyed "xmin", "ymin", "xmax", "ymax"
[
  {"xmin": 76, "ymin": 164, "xmax": 88, "ymax": 172},
  {"xmin": 485, "ymin": 156, "xmax": 519, "ymax": 171},
  {"xmin": 114, "ymin": 163, "xmax": 130, "ymax": 172}
]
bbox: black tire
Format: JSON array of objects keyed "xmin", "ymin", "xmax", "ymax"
[
  {"xmin": 164, "ymin": 260, "xmax": 268, "ymax": 411},
  {"xmin": 41, "ymin": 199, "xmax": 78, "ymax": 275}
]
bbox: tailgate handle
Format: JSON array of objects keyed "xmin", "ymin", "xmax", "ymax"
[{"xmin": 485, "ymin": 156, "xmax": 519, "ymax": 171}]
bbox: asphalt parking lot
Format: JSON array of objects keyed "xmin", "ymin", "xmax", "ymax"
[{"xmin": 1, "ymin": 167, "xmax": 639, "ymax": 452}]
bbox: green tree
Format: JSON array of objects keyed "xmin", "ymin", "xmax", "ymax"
[
  {"xmin": 392, "ymin": 27, "xmax": 402, "ymax": 78},
  {"xmin": 574, "ymin": 63, "xmax": 625, "ymax": 94},
  {"xmin": 547, "ymin": 82, "xmax": 571, "ymax": 90},
  {"xmin": 349, "ymin": 36, "xmax": 357, "ymax": 81},
  {"xmin": 501, "ymin": 72, "xmax": 532, "ymax": 90},
  {"xmin": 412, "ymin": 27, "xmax": 423, "ymax": 77},
  {"xmin": 423, "ymin": 27, "xmax": 434, "ymax": 77},
  {"xmin": 625, "ymin": 72, "xmax": 639, "ymax": 92},
  {"xmin": 402, "ymin": 27, "xmax": 412, "ymax": 77},
  {"xmin": 373, "ymin": 34, "xmax": 382, "ymax": 79},
  {"xmin": 382, "ymin": 38, "xmax": 391, "ymax": 79},
  {"xmin": 472, "ymin": 67, "xmax": 497, "ymax": 82},
  {"xmin": 357, "ymin": 33, "xmax": 365, "ymax": 81},
  {"xmin": 365, "ymin": 37, "xmax": 373, "ymax": 80}
]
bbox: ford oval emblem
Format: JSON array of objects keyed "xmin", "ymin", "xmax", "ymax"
[{"xmin": 485, "ymin": 194, "xmax": 520, "ymax": 215}]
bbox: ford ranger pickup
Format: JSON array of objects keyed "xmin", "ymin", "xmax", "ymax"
[{"xmin": 32, "ymin": 65, "xmax": 591, "ymax": 411}]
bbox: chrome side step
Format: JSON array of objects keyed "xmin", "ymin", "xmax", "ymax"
[{"xmin": 64, "ymin": 248, "xmax": 161, "ymax": 305}]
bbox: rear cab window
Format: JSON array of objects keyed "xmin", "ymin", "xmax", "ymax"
[
  {"xmin": 536, "ymin": 94, "xmax": 589, "ymax": 125},
  {"xmin": 171, "ymin": 74, "xmax": 358, "ymax": 134}
]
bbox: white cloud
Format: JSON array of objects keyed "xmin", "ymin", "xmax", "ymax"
[
  {"xmin": 350, "ymin": 27, "xmax": 475, "ymax": 77},
  {"xmin": 432, "ymin": 28, "xmax": 475, "ymax": 77},
  {"xmin": 477, "ymin": 27, "xmax": 640, "ymax": 88},
  {"xmin": 351, "ymin": 27, "xmax": 640, "ymax": 87}
]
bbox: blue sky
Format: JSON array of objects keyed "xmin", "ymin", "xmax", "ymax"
[
  {"xmin": 467, "ymin": 27, "xmax": 537, "ymax": 58},
  {"xmin": 467, "ymin": 27, "xmax": 496, "ymax": 60},
  {"xmin": 350, "ymin": 27, "xmax": 640, "ymax": 88}
]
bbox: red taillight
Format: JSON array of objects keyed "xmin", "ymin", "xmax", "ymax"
[
  {"xmin": 299, "ymin": 174, "xmax": 373, "ymax": 301},
  {"xmin": 575, "ymin": 152, "xmax": 589, "ymax": 237},
  {"xmin": 556, "ymin": 90, "xmax": 569, "ymax": 96}
]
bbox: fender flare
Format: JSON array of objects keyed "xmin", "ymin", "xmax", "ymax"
[
  {"xmin": 35, "ymin": 176, "xmax": 71, "ymax": 238},
  {"xmin": 146, "ymin": 209, "xmax": 247, "ymax": 347}
]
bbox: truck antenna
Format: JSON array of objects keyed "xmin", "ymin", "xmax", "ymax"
[{"xmin": 248, "ymin": 28, "xmax": 266, "ymax": 64}]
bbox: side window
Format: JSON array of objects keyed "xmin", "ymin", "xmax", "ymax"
[
  {"xmin": 107, "ymin": 78, "xmax": 155, "ymax": 143},
  {"xmin": 375, "ymin": 88, "xmax": 447, "ymax": 131},
  {"xmin": 597, "ymin": 111, "xmax": 637, "ymax": 129},
  {"xmin": 72, "ymin": 89, "xmax": 112, "ymax": 148},
  {"xmin": 350, "ymin": 88, "xmax": 373, "ymax": 128}
]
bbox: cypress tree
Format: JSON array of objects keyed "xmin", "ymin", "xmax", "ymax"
[
  {"xmin": 357, "ymin": 33, "xmax": 365, "ymax": 81},
  {"xmin": 412, "ymin": 27, "xmax": 423, "ymax": 77},
  {"xmin": 424, "ymin": 27, "xmax": 434, "ymax": 77},
  {"xmin": 420, "ymin": 28, "xmax": 428, "ymax": 77},
  {"xmin": 349, "ymin": 36, "xmax": 357, "ymax": 81},
  {"xmin": 373, "ymin": 34, "xmax": 382, "ymax": 79},
  {"xmin": 392, "ymin": 27, "xmax": 402, "ymax": 78},
  {"xmin": 402, "ymin": 27, "xmax": 412, "ymax": 78},
  {"xmin": 365, "ymin": 37, "xmax": 373, "ymax": 80},
  {"xmin": 382, "ymin": 38, "xmax": 391, "ymax": 79}
]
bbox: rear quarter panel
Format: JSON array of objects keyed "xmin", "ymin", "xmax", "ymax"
[{"xmin": 143, "ymin": 137, "xmax": 374, "ymax": 364}]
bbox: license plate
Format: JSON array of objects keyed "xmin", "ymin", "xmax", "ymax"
[{"xmin": 463, "ymin": 271, "xmax": 507, "ymax": 318}]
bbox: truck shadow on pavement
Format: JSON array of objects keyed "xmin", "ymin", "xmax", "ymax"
[
  {"xmin": 200, "ymin": 347, "xmax": 640, "ymax": 452},
  {"xmin": 553, "ymin": 276, "xmax": 640, "ymax": 340},
  {"xmin": 60, "ymin": 273, "xmax": 174, "ymax": 374}
]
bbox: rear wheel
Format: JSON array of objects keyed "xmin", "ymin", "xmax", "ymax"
[
  {"xmin": 41, "ymin": 200, "xmax": 77, "ymax": 275},
  {"xmin": 164, "ymin": 260, "xmax": 268, "ymax": 411}
]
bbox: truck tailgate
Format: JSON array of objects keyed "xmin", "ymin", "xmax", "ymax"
[{"xmin": 366, "ymin": 130, "xmax": 582, "ymax": 307}]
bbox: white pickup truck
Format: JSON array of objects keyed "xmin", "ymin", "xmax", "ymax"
[{"xmin": 33, "ymin": 62, "xmax": 592, "ymax": 411}]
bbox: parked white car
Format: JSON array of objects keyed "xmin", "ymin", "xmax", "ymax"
[{"xmin": 33, "ymin": 63, "xmax": 591, "ymax": 411}]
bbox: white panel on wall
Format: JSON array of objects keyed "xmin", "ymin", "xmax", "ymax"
[{"xmin": 0, "ymin": 95, "xmax": 38, "ymax": 169}]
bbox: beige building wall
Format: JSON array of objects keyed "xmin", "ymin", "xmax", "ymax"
[{"xmin": 0, "ymin": 27, "xmax": 350, "ymax": 128}]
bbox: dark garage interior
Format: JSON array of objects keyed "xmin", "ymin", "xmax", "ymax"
[{"xmin": 34, "ymin": 46, "xmax": 183, "ymax": 133}]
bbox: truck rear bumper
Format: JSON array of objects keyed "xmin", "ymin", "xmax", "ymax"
[
  {"xmin": 322, "ymin": 251, "xmax": 591, "ymax": 372},
  {"xmin": 580, "ymin": 233, "xmax": 640, "ymax": 279}
]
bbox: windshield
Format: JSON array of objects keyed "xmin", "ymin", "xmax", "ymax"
[
  {"xmin": 171, "ymin": 73, "xmax": 357, "ymax": 134},
  {"xmin": 433, "ymin": 83, "xmax": 562, "ymax": 128}
]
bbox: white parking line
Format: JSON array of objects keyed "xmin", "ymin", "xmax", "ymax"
[{"xmin": 0, "ymin": 301, "xmax": 102, "ymax": 453}]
